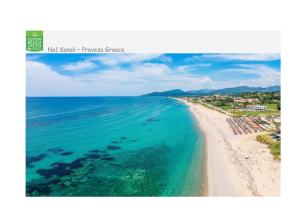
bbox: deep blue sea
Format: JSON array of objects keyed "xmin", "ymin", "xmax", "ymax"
[{"xmin": 26, "ymin": 97, "xmax": 205, "ymax": 196}]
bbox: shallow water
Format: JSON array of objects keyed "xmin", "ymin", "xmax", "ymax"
[{"xmin": 26, "ymin": 97, "xmax": 205, "ymax": 196}]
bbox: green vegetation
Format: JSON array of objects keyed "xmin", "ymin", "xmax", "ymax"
[
  {"xmin": 256, "ymin": 134, "xmax": 281, "ymax": 160},
  {"xmin": 231, "ymin": 110, "xmax": 279, "ymax": 117},
  {"xmin": 206, "ymin": 97, "xmax": 233, "ymax": 108},
  {"xmin": 220, "ymin": 105, "xmax": 232, "ymax": 110},
  {"xmin": 264, "ymin": 103, "xmax": 279, "ymax": 110},
  {"xmin": 241, "ymin": 92, "xmax": 281, "ymax": 111},
  {"xmin": 200, "ymin": 92, "xmax": 280, "ymax": 116},
  {"xmin": 190, "ymin": 98, "xmax": 199, "ymax": 103},
  {"xmin": 241, "ymin": 91, "xmax": 280, "ymax": 101}
]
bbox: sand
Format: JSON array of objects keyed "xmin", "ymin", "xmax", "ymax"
[{"xmin": 177, "ymin": 98, "xmax": 280, "ymax": 196}]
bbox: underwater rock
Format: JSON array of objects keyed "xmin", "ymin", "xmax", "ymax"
[
  {"xmin": 26, "ymin": 153, "xmax": 47, "ymax": 166},
  {"xmin": 101, "ymin": 157, "xmax": 114, "ymax": 161},
  {"xmin": 37, "ymin": 163, "xmax": 72, "ymax": 179},
  {"xmin": 48, "ymin": 147, "xmax": 64, "ymax": 154},
  {"xmin": 60, "ymin": 151, "xmax": 73, "ymax": 156},
  {"xmin": 36, "ymin": 156, "xmax": 87, "ymax": 179},
  {"xmin": 86, "ymin": 153, "xmax": 101, "ymax": 159},
  {"xmin": 26, "ymin": 177, "xmax": 60, "ymax": 196},
  {"xmin": 70, "ymin": 158, "xmax": 86, "ymax": 169},
  {"xmin": 39, "ymin": 152, "xmax": 99, "ymax": 178},
  {"xmin": 146, "ymin": 118, "xmax": 160, "ymax": 122},
  {"xmin": 26, "ymin": 181, "xmax": 51, "ymax": 196},
  {"xmin": 89, "ymin": 149, "xmax": 101, "ymax": 153},
  {"xmin": 107, "ymin": 145, "xmax": 121, "ymax": 150},
  {"xmin": 52, "ymin": 162, "xmax": 68, "ymax": 167}
]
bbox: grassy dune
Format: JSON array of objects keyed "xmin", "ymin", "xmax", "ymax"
[{"xmin": 256, "ymin": 134, "xmax": 281, "ymax": 160}]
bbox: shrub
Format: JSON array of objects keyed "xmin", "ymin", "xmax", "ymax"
[{"xmin": 256, "ymin": 134, "xmax": 281, "ymax": 160}]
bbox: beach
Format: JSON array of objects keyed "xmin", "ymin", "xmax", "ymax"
[{"xmin": 177, "ymin": 98, "xmax": 280, "ymax": 196}]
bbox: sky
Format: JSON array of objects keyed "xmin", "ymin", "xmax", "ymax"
[{"xmin": 26, "ymin": 53, "xmax": 280, "ymax": 96}]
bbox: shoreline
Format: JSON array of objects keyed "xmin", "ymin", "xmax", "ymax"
[
  {"xmin": 175, "ymin": 98, "xmax": 280, "ymax": 196},
  {"xmin": 199, "ymin": 125, "xmax": 208, "ymax": 196}
]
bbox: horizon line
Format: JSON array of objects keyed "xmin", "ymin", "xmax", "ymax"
[{"xmin": 26, "ymin": 85, "xmax": 281, "ymax": 98}]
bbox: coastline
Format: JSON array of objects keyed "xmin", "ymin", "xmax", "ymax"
[
  {"xmin": 175, "ymin": 98, "xmax": 280, "ymax": 196},
  {"xmin": 200, "ymin": 127, "xmax": 208, "ymax": 196}
]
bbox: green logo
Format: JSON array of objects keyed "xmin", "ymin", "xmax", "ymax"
[{"xmin": 26, "ymin": 31, "xmax": 43, "ymax": 52}]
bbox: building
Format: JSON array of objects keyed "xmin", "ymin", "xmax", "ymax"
[
  {"xmin": 247, "ymin": 98, "xmax": 260, "ymax": 103},
  {"xmin": 220, "ymin": 95, "xmax": 230, "ymax": 100},
  {"xmin": 234, "ymin": 97, "xmax": 248, "ymax": 103},
  {"xmin": 201, "ymin": 96, "xmax": 210, "ymax": 100},
  {"xmin": 234, "ymin": 97, "xmax": 260, "ymax": 103},
  {"xmin": 246, "ymin": 105, "xmax": 267, "ymax": 111}
]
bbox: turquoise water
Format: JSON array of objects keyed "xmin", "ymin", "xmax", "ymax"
[{"xmin": 26, "ymin": 97, "xmax": 205, "ymax": 196}]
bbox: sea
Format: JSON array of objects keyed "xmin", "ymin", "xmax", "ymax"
[{"xmin": 26, "ymin": 97, "xmax": 205, "ymax": 196}]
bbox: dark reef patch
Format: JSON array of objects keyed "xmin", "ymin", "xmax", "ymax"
[
  {"xmin": 29, "ymin": 151, "xmax": 102, "ymax": 196},
  {"xmin": 86, "ymin": 153, "xmax": 101, "ymax": 159},
  {"xmin": 26, "ymin": 179, "xmax": 55, "ymax": 196},
  {"xmin": 146, "ymin": 117, "xmax": 160, "ymax": 122},
  {"xmin": 48, "ymin": 147, "xmax": 64, "ymax": 154},
  {"xmin": 89, "ymin": 149, "xmax": 101, "ymax": 153},
  {"xmin": 101, "ymin": 157, "xmax": 114, "ymax": 161},
  {"xmin": 26, "ymin": 153, "xmax": 47, "ymax": 167},
  {"xmin": 60, "ymin": 151, "xmax": 73, "ymax": 156},
  {"xmin": 37, "ymin": 162, "xmax": 72, "ymax": 179},
  {"xmin": 69, "ymin": 158, "xmax": 86, "ymax": 169},
  {"xmin": 107, "ymin": 145, "xmax": 121, "ymax": 150},
  {"xmin": 27, "ymin": 144, "xmax": 172, "ymax": 196},
  {"xmin": 36, "ymin": 156, "xmax": 88, "ymax": 180}
]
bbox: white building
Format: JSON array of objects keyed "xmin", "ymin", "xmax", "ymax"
[{"xmin": 246, "ymin": 105, "xmax": 267, "ymax": 111}]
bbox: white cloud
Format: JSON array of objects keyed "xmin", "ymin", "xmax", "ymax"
[
  {"xmin": 26, "ymin": 60, "xmax": 213, "ymax": 96},
  {"xmin": 82, "ymin": 63, "xmax": 213, "ymax": 93},
  {"xmin": 201, "ymin": 53, "xmax": 280, "ymax": 61},
  {"xmin": 27, "ymin": 61, "xmax": 77, "ymax": 96},
  {"xmin": 174, "ymin": 63, "xmax": 212, "ymax": 73},
  {"xmin": 26, "ymin": 59, "xmax": 280, "ymax": 96},
  {"xmin": 89, "ymin": 54, "xmax": 166, "ymax": 66},
  {"xmin": 213, "ymin": 64, "xmax": 280, "ymax": 88},
  {"xmin": 62, "ymin": 61, "xmax": 96, "ymax": 71}
]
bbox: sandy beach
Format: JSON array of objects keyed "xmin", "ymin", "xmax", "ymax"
[{"xmin": 177, "ymin": 98, "xmax": 280, "ymax": 196}]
